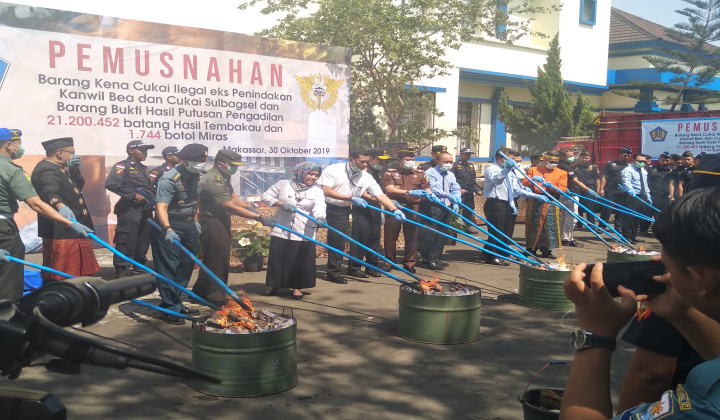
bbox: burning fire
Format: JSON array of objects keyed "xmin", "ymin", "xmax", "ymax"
[
  {"xmin": 419, "ymin": 275, "xmax": 443, "ymax": 292},
  {"xmin": 612, "ymin": 244, "xmax": 618, "ymax": 252},
  {"xmin": 639, "ymin": 245, "xmax": 646, "ymax": 252},
  {"xmin": 555, "ymin": 251, "xmax": 567, "ymax": 270},
  {"xmin": 213, "ymin": 291, "xmax": 257, "ymax": 330}
]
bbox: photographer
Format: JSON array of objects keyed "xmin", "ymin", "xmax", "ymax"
[{"xmin": 560, "ymin": 186, "xmax": 720, "ymax": 419}]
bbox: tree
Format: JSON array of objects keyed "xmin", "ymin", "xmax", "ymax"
[
  {"xmin": 239, "ymin": 0, "xmax": 555, "ymax": 149},
  {"xmin": 497, "ymin": 34, "xmax": 595, "ymax": 152},
  {"xmin": 612, "ymin": 0, "xmax": 720, "ymax": 111}
]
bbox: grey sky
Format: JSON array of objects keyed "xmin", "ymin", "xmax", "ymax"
[{"xmin": 613, "ymin": 0, "xmax": 694, "ymax": 29}]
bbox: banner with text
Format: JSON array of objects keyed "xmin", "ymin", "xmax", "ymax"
[{"xmin": 642, "ymin": 118, "xmax": 720, "ymax": 157}]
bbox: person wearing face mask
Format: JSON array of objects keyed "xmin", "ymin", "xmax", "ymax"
[
  {"xmin": 573, "ymin": 151, "xmax": 601, "ymax": 227},
  {"xmin": 418, "ymin": 145, "xmax": 447, "ymax": 171},
  {"xmin": 31, "ymin": 137, "xmax": 99, "ymax": 284},
  {"xmin": 105, "ymin": 140, "xmax": 156, "ymax": 278},
  {"xmin": 345, "ymin": 148, "xmax": 392, "ymax": 278},
  {"xmin": 193, "ymin": 150, "xmax": 273, "ymax": 305},
  {"xmin": 452, "ymin": 148, "xmax": 481, "ymax": 234},
  {"xmin": 418, "ymin": 151, "xmax": 462, "ymax": 270},
  {"xmin": 262, "ymin": 161, "xmax": 325, "ymax": 299},
  {"xmin": 600, "ymin": 146, "xmax": 632, "ymax": 231},
  {"xmin": 383, "ymin": 150, "xmax": 432, "ymax": 273},
  {"xmin": 152, "ymin": 144, "xmax": 210, "ymax": 324},
  {"xmin": 317, "ymin": 149, "xmax": 406, "ymax": 284},
  {"xmin": 523, "ymin": 151, "xmax": 567, "ymax": 258},
  {"xmin": 637, "ymin": 152, "xmax": 672, "ymax": 236},
  {"xmin": 669, "ymin": 151, "xmax": 695, "ymax": 201},
  {"xmin": 558, "ymin": 148, "xmax": 597, "ymax": 248},
  {"xmin": 0, "ymin": 129, "xmax": 93, "ymax": 301},
  {"xmin": 149, "ymin": 146, "xmax": 180, "ymax": 190},
  {"xmin": 620, "ymin": 153, "xmax": 652, "ymax": 244}
]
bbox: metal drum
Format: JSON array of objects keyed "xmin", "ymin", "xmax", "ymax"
[
  {"xmin": 518, "ymin": 265, "xmax": 574, "ymax": 311},
  {"xmin": 397, "ymin": 283, "xmax": 482, "ymax": 344},
  {"xmin": 191, "ymin": 320, "xmax": 297, "ymax": 397},
  {"xmin": 606, "ymin": 250, "xmax": 657, "ymax": 262}
]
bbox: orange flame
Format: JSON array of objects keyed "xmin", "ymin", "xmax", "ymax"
[
  {"xmin": 639, "ymin": 245, "xmax": 646, "ymax": 252},
  {"xmin": 418, "ymin": 274, "xmax": 443, "ymax": 292},
  {"xmin": 213, "ymin": 291, "xmax": 257, "ymax": 331},
  {"xmin": 612, "ymin": 244, "xmax": 618, "ymax": 252},
  {"xmin": 556, "ymin": 251, "xmax": 567, "ymax": 270}
]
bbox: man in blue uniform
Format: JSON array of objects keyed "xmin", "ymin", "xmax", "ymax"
[{"xmin": 105, "ymin": 140, "xmax": 155, "ymax": 278}]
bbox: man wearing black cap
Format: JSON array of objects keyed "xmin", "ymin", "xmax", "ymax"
[
  {"xmin": 418, "ymin": 144, "xmax": 447, "ymax": 171},
  {"xmin": 599, "ymin": 146, "xmax": 632, "ymax": 230},
  {"xmin": 453, "ymin": 147, "xmax": 480, "ymax": 233},
  {"xmin": 669, "ymin": 150, "xmax": 695, "ymax": 200},
  {"xmin": 346, "ymin": 148, "xmax": 391, "ymax": 277},
  {"xmin": 637, "ymin": 151, "xmax": 672, "ymax": 235},
  {"xmin": 0, "ymin": 129, "xmax": 93, "ymax": 301},
  {"xmin": 383, "ymin": 150, "xmax": 432, "ymax": 273},
  {"xmin": 573, "ymin": 151, "xmax": 600, "ymax": 226},
  {"xmin": 152, "ymin": 143, "xmax": 207, "ymax": 324},
  {"xmin": 193, "ymin": 150, "xmax": 273, "ymax": 304},
  {"xmin": 31, "ymin": 137, "xmax": 99, "ymax": 283},
  {"xmin": 149, "ymin": 146, "xmax": 180, "ymax": 189},
  {"xmin": 105, "ymin": 140, "xmax": 155, "ymax": 278}
]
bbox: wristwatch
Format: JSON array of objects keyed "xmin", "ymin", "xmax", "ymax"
[{"xmin": 570, "ymin": 329, "xmax": 616, "ymax": 351}]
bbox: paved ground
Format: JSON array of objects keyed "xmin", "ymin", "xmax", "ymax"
[{"xmin": 9, "ymin": 225, "xmax": 661, "ymax": 419}]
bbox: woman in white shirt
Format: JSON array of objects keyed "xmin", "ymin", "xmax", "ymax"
[{"xmin": 262, "ymin": 162, "xmax": 326, "ymax": 299}]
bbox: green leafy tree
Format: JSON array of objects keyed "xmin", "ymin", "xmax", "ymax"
[
  {"xmin": 239, "ymin": 0, "xmax": 554, "ymax": 149},
  {"xmin": 498, "ymin": 34, "xmax": 595, "ymax": 152},
  {"xmin": 612, "ymin": 0, "xmax": 720, "ymax": 111}
]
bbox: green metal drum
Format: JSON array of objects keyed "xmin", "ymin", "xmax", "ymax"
[
  {"xmin": 518, "ymin": 265, "xmax": 574, "ymax": 311},
  {"xmin": 397, "ymin": 283, "xmax": 482, "ymax": 344},
  {"xmin": 191, "ymin": 320, "xmax": 298, "ymax": 397},
  {"xmin": 606, "ymin": 250, "xmax": 658, "ymax": 262}
]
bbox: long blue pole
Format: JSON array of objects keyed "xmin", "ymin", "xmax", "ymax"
[
  {"xmin": 271, "ymin": 223, "xmax": 424, "ymax": 291},
  {"xmin": 567, "ymin": 191, "xmax": 653, "ymax": 222},
  {"xmin": 145, "ymin": 218, "xmax": 250, "ymax": 310},
  {"xmin": 618, "ymin": 184, "xmax": 661, "ymax": 213},
  {"xmin": 392, "ymin": 203, "xmax": 542, "ymax": 266},
  {"xmin": 7, "ymin": 256, "xmax": 198, "ymax": 321},
  {"xmin": 498, "ymin": 151, "xmax": 618, "ymax": 249},
  {"xmin": 291, "ymin": 208, "xmax": 422, "ymax": 281},
  {"xmin": 87, "ymin": 232, "xmax": 221, "ymax": 311},
  {"xmin": 364, "ymin": 204, "xmax": 531, "ymax": 267}
]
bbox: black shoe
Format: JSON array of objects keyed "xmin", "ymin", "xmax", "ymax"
[
  {"xmin": 465, "ymin": 226, "xmax": 479, "ymax": 234},
  {"xmin": 180, "ymin": 306, "xmax": 200, "ymax": 315},
  {"xmin": 485, "ymin": 258, "xmax": 509, "ymax": 266},
  {"xmin": 381, "ymin": 264, "xmax": 393, "ymax": 272},
  {"xmin": 425, "ymin": 261, "xmax": 444, "ymax": 271},
  {"xmin": 440, "ymin": 261, "xmax": 449, "ymax": 267},
  {"xmin": 526, "ymin": 248, "xmax": 539, "ymax": 257},
  {"xmin": 403, "ymin": 266, "xmax": 417, "ymax": 274},
  {"xmin": 161, "ymin": 314, "xmax": 186, "ymax": 325},
  {"xmin": 265, "ymin": 288, "xmax": 278, "ymax": 296},
  {"xmin": 629, "ymin": 237, "xmax": 644, "ymax": 244},
  {"xmin": 562, "ymin": 240, "xmax": 584, "ymax": 248},
  {"xmin": 365, "ymin": 269, "xmax": 382, "ymax": 278},
  {"xmin": 292, "ymin": 294, "xmax": 303, "ymax": 300},
  {"xmin": 114, "ymin": 267, "xmax": 128, "ymax": 279},
  {"xmin": 327, "ymin": 273, "xmax": 348, "ymax": 284},
  {"xmin": 346, "ymin": 269, "xmax": 368, "ymax": 278},
  {"xmin": 540, "ymin": 249, "xmax": 557, "ymax": 259}
]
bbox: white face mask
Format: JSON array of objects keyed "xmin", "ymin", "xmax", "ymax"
[
  {"xmin": 545, "ymin": 163, "xmax": 558, "ymax": 170},
  {"xmin": 403, "ymin": 160, "xmax": 416, "ymax": 170},
  {"xmin": 440, "ymin": 163, "xmax": 453, "ymax": 172},
  {"xmin": 186, "ymin": 161, "xmax": 206, "ymax": 173}
]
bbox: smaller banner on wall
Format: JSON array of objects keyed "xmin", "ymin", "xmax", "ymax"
[{"xmin": 642, "ymin": 118, "xmax": 720, "ymax": 157}]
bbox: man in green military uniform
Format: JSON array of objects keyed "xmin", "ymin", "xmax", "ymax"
[
  {"xmin": 0, "ymin": 129, "xmax": 92, "ymax": 301},
  {"xmin": 193, "ymin": 150, "xmax": 274, "ymax": 305},
  {"xmin": 452, "ymin": 147, "xmax": 480, "ymax": 233}
]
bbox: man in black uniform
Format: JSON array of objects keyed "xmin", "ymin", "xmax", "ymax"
[
  {"xmin": 194, "ymin": 149, "xmax": 273, "ymax": 305},
  {"xmin": 149, "ymin": 146, "xmax": 180, "ymax": 189},
  {"xmin": 418, "ymin": 145, "xmax": 446, "ymax": 171},
  {"xmin": 105, "ymin": 140, "xmax": 155, "ymax": 278},
  {"xmin": 668, "ymin": 150, "xmax": 694, "ymax": 201},
  {"xmin": 638, "ymin": 151, "xmax": 672, "ymax": 234},
  {"xmin": 452, "ymin": 147, "xmax": 480, "ymax": 234},
  {"xmin": 573, "ymin": 151, "xmax": 600, "ymax": 226},
  {"xmin": 31, "ymin": 137, "xmax": 100, "ymax": 283},
  {"xmin": 347, "ymin": 147, "xmax": 390, "ymax": 278},
  {"xmin": 599, "ymin": 145, "xmax": 631, "ymax": 230}
]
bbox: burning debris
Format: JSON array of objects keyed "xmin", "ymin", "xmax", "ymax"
[
  {"xmin": 403, "ymin": 277, "xmax": 480, "ymax": 296},
  {"xmin": 538, "ymin": 252, "xmax": 572, "ymax": 271},
  {"xmin": 611, "ymin": 244, "xmax": 660, "ymax": 256},
  {"xmin": 193, "ymin": 293, "xmax": 296, "ymax": 334}
]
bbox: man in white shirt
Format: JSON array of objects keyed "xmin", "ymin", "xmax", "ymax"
[{"xmin": 317, "ymin": 149, "xmax": 406, "ymax": 284}]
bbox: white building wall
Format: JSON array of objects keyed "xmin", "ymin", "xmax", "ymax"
[{"xmin": 557, "ymin": 0, "xmax": 611, "ymax": 87}]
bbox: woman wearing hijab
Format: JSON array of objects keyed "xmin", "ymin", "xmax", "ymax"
[{"xmin": 262, "ymin": 162, "xmax": 326, "ymax": 299}]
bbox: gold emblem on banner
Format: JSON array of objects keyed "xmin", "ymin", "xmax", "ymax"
[{"xmin": 294, "ymin": 74, "xmax": 343, "ymax": 112}]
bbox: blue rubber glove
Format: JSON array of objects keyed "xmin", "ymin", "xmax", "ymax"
[
  {"xmin": 535, "ymin": 195, "xmax": 549, "ymax": 204},
  {"xmin": 195, "ymin": 220, "xmax": 201, "ymax": 234},
  {"xmin": 521, "ymin": 186, "xmax": 534, "ymax": 195},
  {"xmin": 503, "ymin": 159, "xmax": 518, "ymax": 169},
  {"xmin": 0, "ymin": 249, "xmax": 10, "ymax": 263},
  {"xmin": 350, "ymin": 196, "xmax": 367, "ymax": 208},
  {"xmin": 68, "ymin": 222, "xmax": 93, "ymax": 238},
  {"xmin": 541, "ymin": 180, "xmax": 553, "ymax": 188},
  {"xmin": 391, "ymin": 199, "xmax": 402, "ymax": 208},
  {"xmin": 407, "ymin": 190, "xmax": 425, "ymax": 197},
  {"xmin": 164, "ymin": 230, "xmax": 180, "ymax": 243},
  {"xmin": 422, "ymin": 191, "xmax": 438, "ymax": 201},
  {"xmin": 452, "ymin": 203, "xmax": 459, "ymax": 212},
  {"xmin": 627, "ymin": 190, "xmax": 637, "ymax": 197},
  {"xmin": 261, "ymin": 217, "xmax": 277, "ymax": 227},
  {"xmin": 647, "ymin": 197, "xmax": 653, "ymax": 205},
  {"xmin": 588, "ymin": 190, "xmax": 599, "ymax": 198},
  {"xmin": 531, "ymin": 176, "xmax": 545, "ymax": 184},
  {"xmin": 68, "ymin": 155, "xmax": 82, "ymax": 167},
  {"xmin": 393, "ymin": 209, "xmax": 406, "ymax": 221},
  {"xmin": 448, "ymin": 193, "xmax": 462, "ymax": 204},
  {"xmin": 280, "ymin": 202, "xmax": 296, "ymax": 212},
  {"xmin": 57, "ymin": 206, "xmax": 75, "ymax": 221}
]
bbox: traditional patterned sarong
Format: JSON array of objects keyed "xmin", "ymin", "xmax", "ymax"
[
  {"xmin": 42, "ymin": 238, "xmax": 101, "ymax": 281},
  {"xmin": 525, "ymin": 197, "xmax": 562, "ymax": 250}
]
